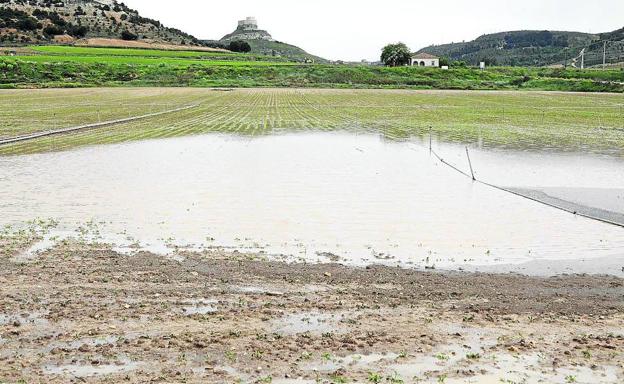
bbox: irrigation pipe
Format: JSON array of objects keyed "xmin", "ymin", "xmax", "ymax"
[
  {"xmin": 0, "ymin": 104, "xmax": 199, "ymax": 146},
  {"xmin": 421, "ymin": 141, "xmax": 624, "ymax": 229}
]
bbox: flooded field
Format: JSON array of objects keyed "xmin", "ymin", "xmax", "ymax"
[
  {"xmin": 1, "ymin": 132, "xmax": 623, "ymax": 275},
  {"xmin": 1, "ymin": 88, "xmax": 623, "ymax": 383}
]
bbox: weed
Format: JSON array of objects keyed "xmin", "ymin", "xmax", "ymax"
[
  {"xmin": 367, "ymin": 372, "xmax": 382, "ymax": 383},
  {"xmin": 435, "ymin": 353, "xmax": 449, "ymax": 361},
  {"xmin": 224, "ymin": 350, "xmax": 237, "ymax": 362}
]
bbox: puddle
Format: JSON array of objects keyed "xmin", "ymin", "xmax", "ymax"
[
  {"xmin": 440, "ymin": 354, "xmax": 621, "ymax": 384},
  {"xmin": 0, "ymin": 312, "xmax": 49, "ymax": 327},
  {"xmin": 344, "ymin": 352, "xmax": 400, "ymax": 367},
  {"xmin": 44, "ymin": 357, "xmax": 140, "ymax": 377},
  {"xmin": 379, "ymin": 324, "xmax": 621, "ymax": 384},
  {"xmin": 234, "ymin": 285, "xmax": 284, "ymax": 296},
  {"xmin": 1, "ymin": 133, "xmax": 624, "ymax": 275},
  {"xmin": 387, "ymin": 323, "xmax": 501, "ymax": 380},
  {"xmin": 273, "ymin": 312, "xmax": 343, "ymax": 336},
  {"xmin": 45, "ymin": 336, "xmax": 119, "ymax": 352},
  {"xmin": 181, "ymin": 299, "xmax": 218, "ymax": 315},
  {"xmin": 12, "ymin": 235, "xmax": 61, "ymax": 262}
]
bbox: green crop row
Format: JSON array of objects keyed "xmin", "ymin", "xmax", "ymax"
[{"xmin": 1, "ymin": 88, "xmax": 622, "ymax": 157}]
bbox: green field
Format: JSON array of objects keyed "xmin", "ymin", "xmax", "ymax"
[
  {"xmin": 1, "ymin": 46, "xmax": 623, "ymax": 91},
  {"xmin": 26, "ymin": 45, "xmax": 291, "ymax": 62},
  {"xmin": 1, "ymin": 88, "xmax": 622, "ymax": 157}
]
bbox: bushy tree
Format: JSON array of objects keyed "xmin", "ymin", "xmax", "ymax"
[
  {"xmin": 121, "ymin": 30, "xmax": 138, "ymax": 41},
  {"xmin": 228, "ymin": 40, "xmax": 251, "ymax": 53},
  {"xmin": 381, "ymin": 43, "xmax": 411, "ymax": 67},
  {"xmin": 43, "ymin": 25, "xmax": 64, "ymax": 36}
]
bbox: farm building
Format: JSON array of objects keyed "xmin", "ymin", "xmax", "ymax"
[{"xmin": 411, "ymin": 53, "xmax": 440, "ymax": 67}]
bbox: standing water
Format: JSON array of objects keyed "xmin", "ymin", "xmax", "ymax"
[{"xmin": 1, "ymin": 132, "xmax": 623, "ymax": 275}]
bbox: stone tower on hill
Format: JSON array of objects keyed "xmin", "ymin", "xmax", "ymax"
[
  {"xmin": 238, "ymin": 17, "xmax": 258, "ymax": 31},
  {"xmin": 221, "ymin": 17, "xmax": 274, "ymax": 42}
]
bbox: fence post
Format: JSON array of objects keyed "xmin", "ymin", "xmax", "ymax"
[
  {"xmin": 429, "ymin": 126, "xmax": 432, "ymax": 156},
  {"xmin": 466, "ymin": 147, "xmax": 476, "ymax": 181}
]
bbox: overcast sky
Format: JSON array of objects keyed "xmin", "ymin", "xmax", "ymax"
[{"xmin": 122, "ymin": 0, "xmax": 624, "ymax": 61}]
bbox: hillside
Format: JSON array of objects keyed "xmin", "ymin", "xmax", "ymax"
[
  {"xmin": 0, "ymin": 0, "xmax": 201, "ymax": 46},
  {"xmin": 419, "ymin": 29, "xmax": 624, "ymax": 67},
  {"xmin": 207, "ymin": 17, "xmax": 326, "ymax": 63}
]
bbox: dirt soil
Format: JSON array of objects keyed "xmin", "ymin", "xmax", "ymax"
[
  {"xmin": 76, "ymin": 38, "xmax": 230, "ymax": 52},
  {"xmin": 1, "ymin": 242, "xmax": 623, "ymax": 383}
]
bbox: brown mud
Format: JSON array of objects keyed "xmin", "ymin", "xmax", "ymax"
[{"xmin": 1, "ymin": 242, "xmax": 623, "ymax": 383}]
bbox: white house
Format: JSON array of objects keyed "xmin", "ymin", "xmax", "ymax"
[{"xmin": 411, "ymin": 53, "xmax": 440, "ymax": 67}]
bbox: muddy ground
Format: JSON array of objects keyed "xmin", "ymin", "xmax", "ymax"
[{"xmin": 1, "ymin": 241, "xmax": 623, "ymax": 383}]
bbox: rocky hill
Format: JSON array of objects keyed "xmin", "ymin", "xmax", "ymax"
[
  {"xmin": 419, "ymin": 29, "xmax": 624, "ymax": 67},
  {"xmin": 208, "ymin": 17, "xmax": 326, "ymax": 63},
  {"xmin": 0, "ymin": 0, "xmax": 201, "ymax": 46}
]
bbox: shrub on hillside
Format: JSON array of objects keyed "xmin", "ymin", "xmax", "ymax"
[
  {"xmin": 228, "ymin": 40, "xmax": 252, "ymax": 53},
  {"xmin": 121, "ymin": 30, "xmax": 138, "ymax": 41}
]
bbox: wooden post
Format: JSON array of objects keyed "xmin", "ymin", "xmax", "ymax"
[
  {"xmin": 429, "ymin": 126, "xmax": 432, "ymax": 156},
  {"xmin": 466, "ymin": 147, "xmax": 476, "ymax": 181}
]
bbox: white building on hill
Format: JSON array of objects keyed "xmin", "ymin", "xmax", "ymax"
[{"xmin": 411, "ymin": 53, "xmax": 440, "ymax": 67}]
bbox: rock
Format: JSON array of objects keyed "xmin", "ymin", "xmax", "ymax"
[
  {"xmin": 78, "ymin": 344, "xmax": 91, "ymax": 352},
  {"xmin": 324, "ymin": 272, "xmax": 332, "ymax": 278},
  {"xmin": 50, "ymin": 347, "xmax": 62, "ymax": 355}
]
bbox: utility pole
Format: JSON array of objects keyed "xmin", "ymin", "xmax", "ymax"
[
  {"xmin": 580, "ymin": 49, "xmax": 585, "ymax": 70},
  {"xmin": 564, "ymin": 48, "xmax": 568, "ymax": 69},
  {"xmin": 603, "ymin": 41, "xmax": 607, "ymax": 70}
]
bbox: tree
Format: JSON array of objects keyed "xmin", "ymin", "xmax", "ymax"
[
  {"xmin": 121, "ymin": 30, "xmax": 138, "ymax": 41},
  {"xmin": 67, "ymin": 24, "xmax": 88, "ymax": 38},
  {"xmin": 381, "ymin": 43, "xmax": 411, "ymax": 67},
  {"xmin": 43, "ymin": 25, "xmax": 64, "ymax": 37},
  {"xmin": 228, "ymin": 40, "xmax": 252, "ymax": 53}
]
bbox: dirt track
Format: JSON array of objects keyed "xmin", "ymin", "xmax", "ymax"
[{"xmin": 1, "ymin": 242, "xmax": 623, "ymax": 383}]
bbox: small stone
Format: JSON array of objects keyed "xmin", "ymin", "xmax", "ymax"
[{"xmin": 324, "ymin": 272, "xmax": 332, "ymax": 277}]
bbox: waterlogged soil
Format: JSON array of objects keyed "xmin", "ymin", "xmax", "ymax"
[{"xmin": 1, "ymin": 243, "xmax": 623, "ymax": 383}]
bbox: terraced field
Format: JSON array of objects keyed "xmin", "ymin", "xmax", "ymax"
[{"xmin": 1, "ymin": 88, "xmax": 623, "ymax": 156}]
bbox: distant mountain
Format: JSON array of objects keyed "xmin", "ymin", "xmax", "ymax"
[
  {"xmin": 206, "ymin": 17, "xmax": 326, "ymax": 63},
  {"xmin": 418, "ymin": 29, "xmax": 624, "ymax": 67},
  {"xmin": 0, "ymin": 0, "xmax": 202, "ymax": 46}
]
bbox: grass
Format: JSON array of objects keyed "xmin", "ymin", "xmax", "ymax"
[
  {"xmin": 0, "ymin": 88, "xmax": 622, "ymax": 157},
  {"xmin": 0, "ymin": 46, "xmax": 623, "ymax": 91},
  {"xmin": 28, "ymin": 45, "xmax": 290, "ymax": 62},
  {"xmin": 2, "ymin": 54, "xmax": 297, "ymax": 67}
]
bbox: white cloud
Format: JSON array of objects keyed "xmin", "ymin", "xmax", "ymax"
[{"xmin": 121, "ymin": 0, "xmax": 624, "ymax": 61}]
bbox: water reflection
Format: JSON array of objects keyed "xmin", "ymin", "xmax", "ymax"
[{"xmin": 0, "ymin": 132, "xmax": 622, "ymax": 274}]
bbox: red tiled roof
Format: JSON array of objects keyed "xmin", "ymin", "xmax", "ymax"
[{"xmin": 411, "ymin": 53, "xmax": 439, "ymax": 59}]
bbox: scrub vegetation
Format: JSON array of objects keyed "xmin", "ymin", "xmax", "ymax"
[{"xmin": 1, "ymin": 88, "xmax": 622, "ymax": 156}]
